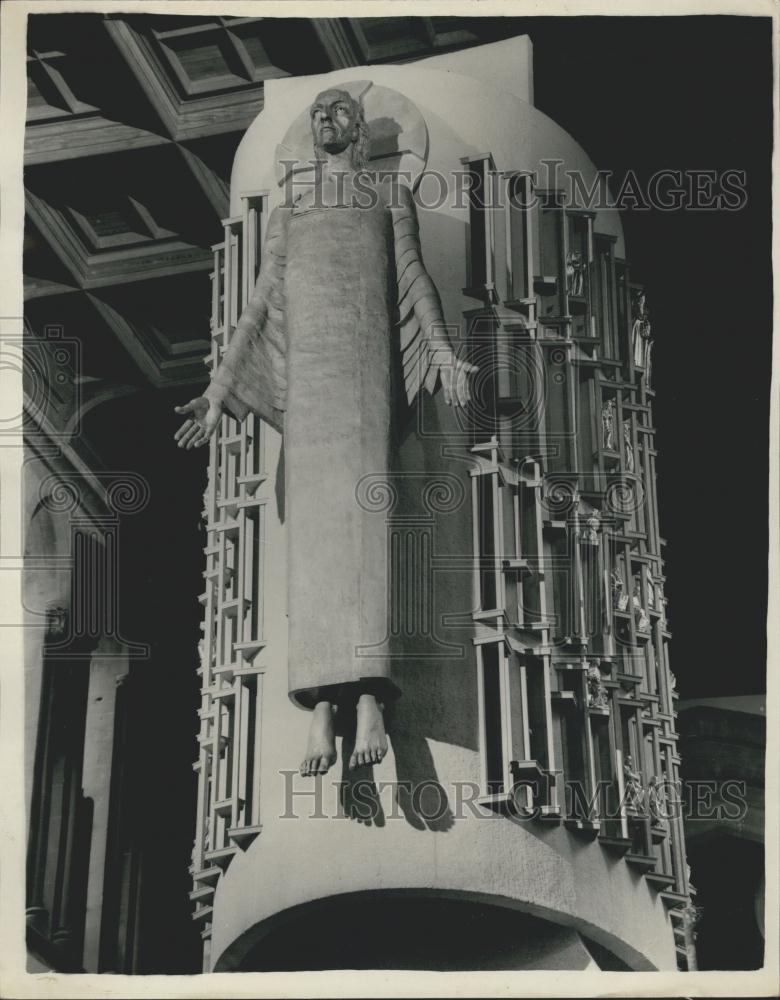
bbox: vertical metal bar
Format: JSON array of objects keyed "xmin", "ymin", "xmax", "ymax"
[
  {"xmin": 541, "ymin": 653, "xmax": 557, "ymax": 810},
  {"xmin": 475, "ymin": 645, "xmax": 487, "ymax": 793},
  {"xmin": 485, "ymin": 159, "xmax": 495, "ymax": 296},
  {"xmin": 499, "ymin": 646, "xmax": 513, "ymax": 792},
  {"xmin": 471, "ymin": 474, "xmax": 481, "ymax": 612},
  {"xmin": 251, "ymin": 674, "xmax": 264, "ymax": 828}
]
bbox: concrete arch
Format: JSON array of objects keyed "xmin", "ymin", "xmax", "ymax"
[{"xmin": 213, "ymin": 886, "xmax": 651, "ymax": 972}]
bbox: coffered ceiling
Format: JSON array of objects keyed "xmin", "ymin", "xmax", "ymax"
[{"xmin": 23, "ymin": 13, "xmax": 519, "ymax": 417}]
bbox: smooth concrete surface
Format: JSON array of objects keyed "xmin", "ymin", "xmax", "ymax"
[{"xmin": 413, "ymin": 34, "xmax": 534, "ymax": 105}]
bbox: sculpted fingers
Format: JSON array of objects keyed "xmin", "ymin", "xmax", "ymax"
[
  {"xmin": 178, "ymin": 424, "xmax": 200, "ymax": 449},
  {"xmin": 176, "ymin": 395, "xmax": 222, "ymax": 450},
  {"xmin": 174, "ymin": 418, "xmax": 194, "ymax": 443},
  {"xmin": 189, "ymin": 427, "xmax": 211, "ymax": 449}
]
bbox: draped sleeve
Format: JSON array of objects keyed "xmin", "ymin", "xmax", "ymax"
[
  {"xmin": 204, "ymin": 205, "xmax": 290, "ymax": 434},
  {"xmin": 390, "ymin": 183, "xmax": 452, "ymax": 405}
]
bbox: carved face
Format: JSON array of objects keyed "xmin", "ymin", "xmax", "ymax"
[{"xmin": 310, "ymin": 89, "xmax": 360, "ymax": 155}]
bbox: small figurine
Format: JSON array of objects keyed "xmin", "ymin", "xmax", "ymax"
[
  {"xmin": 582, "ymin": 508, "xmax": 601, "ymax": 544},
  {"xmin": 612, "ymin": 569, "xmax": 629, "ymax": 611},
  {"xmin": 644, "ymin": 338, "xmax": 654, "ymax": 387},
  {"xmin": 586, "ymin": 661, "xmax": 609, "ymax": 709},
  {"xmin": 647, "ymin": 570, "xmax": 656, "ymax": 611},
  {"xmin": 631, "ymin": 289, "xmax": 652, "ymax": 369},
  {"xmin": 648, "ymin": 775, "xmax": 670, "ymax": 832},
  {"xmin": 566, "ymin": 250, "xmax": 584, "ymax": 297},
  {"xmin": 632, "ymin": 580, "xmax": 650, "ymax": 631},
  {"xmin": 602, "ymin": 398, "xmax": 615, "ymax": 451},
  {"xmin": 611, "ymin": 569, "xmax": 622, "ymax": 606},
  {"xmin": 680, "ymin": 902, "xmax": 702, "ymax": 936},
  {"xmin": 623, "ymin": 419, "xmax": 635, "ymax": 473},
  {"xmin": 623, "ymin": 754, "xmax": 645, "ymax": 812}
]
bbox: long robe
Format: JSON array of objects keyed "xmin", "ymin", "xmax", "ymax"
[{"xmin": 205, "ymin": 179, "xmax": 447, "ymax": 709}]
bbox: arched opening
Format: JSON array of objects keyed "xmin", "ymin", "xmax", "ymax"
[{"xmin": 229, "ymin": 893, "xmax": 631, "ymax": 972}]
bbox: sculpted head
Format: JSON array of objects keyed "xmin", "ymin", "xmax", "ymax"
[{"xmin": 309, "ymin": 88, "xmax": 370, "ymax": 168}]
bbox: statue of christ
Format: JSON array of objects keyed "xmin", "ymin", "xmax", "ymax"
[{"xmin": 174, "ymin": 89, "xmax": 475, "ymax": 776}]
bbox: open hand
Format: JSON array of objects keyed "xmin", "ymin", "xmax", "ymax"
[
  {"xmin": 438, "ymin": 350, "xmax": 478, "ymax": 408},
  {"xmin": 174, "ymin": 396, "xmax": 222, "ymax": 449}
]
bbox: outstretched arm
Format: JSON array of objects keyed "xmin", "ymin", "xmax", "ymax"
[
  {"xmin": 174, "ymin": 205, "xmax": 290, "ymax": 448},
  {"xmin": 392, "ymin": 183, "xmax": 476, "ymax": 408}
]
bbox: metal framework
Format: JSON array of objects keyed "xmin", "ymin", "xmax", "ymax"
[{"xmin": 190, "ymin": 195, "xmax": 269, "ymax": 966}]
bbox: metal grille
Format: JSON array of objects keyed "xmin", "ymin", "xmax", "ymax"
[{"xmin": 189, "ymin": 194, "xmax": 269, "ymax": 960}]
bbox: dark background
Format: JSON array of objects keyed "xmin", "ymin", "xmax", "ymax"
[
  {"xmin": 519, "ymin": 15, "xmax": 772, "ymax": 699},
  {"xmin": 460, "ymin": 16, "xmax": 773, "ymax": 698}
]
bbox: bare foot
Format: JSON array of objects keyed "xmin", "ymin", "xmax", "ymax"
[
  {"xmin": 349, "ymin": 693, "xmax": 388, "ymax": 770},
  {"xmin": 300, "ymin": 701, "xmax": 337, "ymax": 776}
]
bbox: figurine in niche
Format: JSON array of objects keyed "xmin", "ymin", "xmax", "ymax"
[
  {"xmin": 566, "ymin": 250, "xmax": 584, "ymax": 297},
  {"xmin": 611, "ymin": 568, "xmax": 629, "ymax": 612},
  {"xmin": 586, "ymin": 661, "xmax": 609, "ymax": 709},
  {"xmin": 631, "ymin": 288, "xmax": 652, "ymax": 371},
  {"xmin": 174, "ymin": 88, "xmax": 477, "ymax": 777},
  {"xmin": 647, "ymin": 569, "xmax": 656, "ymax": 611},
  {"xmin": 623, "ymin": 755, "xmax": 645, "ymax": 813},
  {"xmin": 680, "ymin": 902, "xmax": 702, "ymax": 937},
  {"xmin": 648, "ymin": 775, "xmax": 670, "ymax": 832},
  {"xmin": 644, "ymin": 339, "xmax": 654, "ymax": 388},
  {"xmin": 602, "ymin": 398, "xmax": 615, "ymax": 451},
  {"xmin": 623, "ymin": 418, "xmax": 635, "ymax": 473},
  {"xmin": 582, "ymin": 508, "xmax": 601, "ymax": 544},
  {"xmin": 669, "ymin": 671, "xmax": 678, "ymax": 696},
  {"xmin": 632, "ymin": 580, "xmax": 651, "ymax": 632}
]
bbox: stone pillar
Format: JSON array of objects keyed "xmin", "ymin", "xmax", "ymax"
[
  {"xmin": 80, "ymin": 639, "xmax": 129, "ymax": 971},
  {"xmin": 49, "ymin": 665, "xmax": 91, "ymax": 958},
  {"xmin": 98, "ymin": 671, "xmax": 144, "ymax": 973},
  {"xmin": 25, "ymin": 601, "xmax": 71, "ymax": 938},
  {"xmin": 26, "ymin": 602, "xmax": 92, "ymax": 970}
]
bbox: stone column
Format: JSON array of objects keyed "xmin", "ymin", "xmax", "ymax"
[
  {"xmin": 25, "ymin": 601, "xmax": 70, "ymax": 939},
  {"xmin": 98, "ymin": 671, "xmax": 144, "ymax": 973},
  {"xmin": 81, "ymin": 642, "xmax": 130, "ymax": 971}
]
